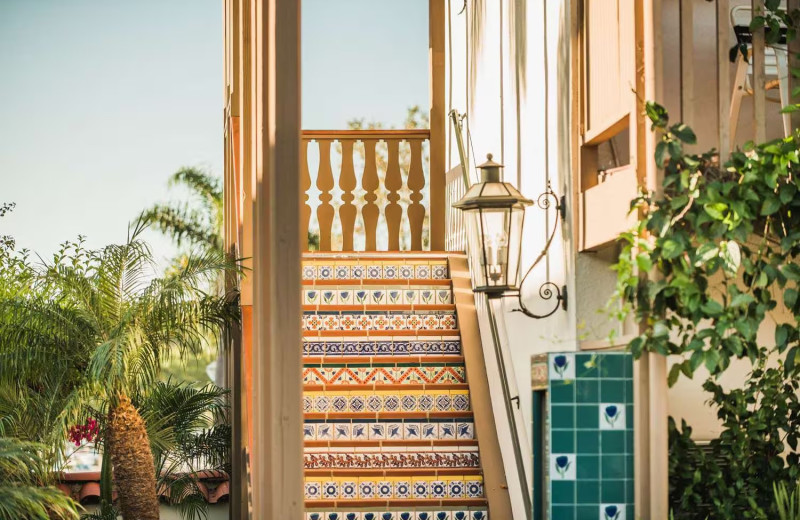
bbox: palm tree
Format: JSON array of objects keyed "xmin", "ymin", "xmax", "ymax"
[
  {"xmin": 137, "ymin": 380, "xmax": 229, "ymax": 520},
  {"xmin": 140, "ymin": 167, "xmax": 224, "ymax": 255},
  {"xmin": 0, "ymin": 221, "xmax": 238, "ymax": 520},
  {"xmin": 0, "ymin": 437, "xmax": 81, "ymax": 520}
]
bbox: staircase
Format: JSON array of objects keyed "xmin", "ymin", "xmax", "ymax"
[{"xmin": 302, "ymin": 253, "xmax": 489, "ymax": 520}]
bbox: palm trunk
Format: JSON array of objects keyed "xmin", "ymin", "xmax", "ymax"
[{"xmin": 107, "ymin": 393, "xmax": 160, "ymax": 520}]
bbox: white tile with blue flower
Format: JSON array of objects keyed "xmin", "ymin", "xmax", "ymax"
[
  {"xmin": 600, "ymin": 504, "xmax": 625, "ymax": 520},
  {"xmin": 599, "ymin": 403, "xmax": 626, "ymax": 430},
  {"xmin": 550, "ymin": 353, "xmax": 575, "ymax": 380},
  {"xmin": 549, "ymin": 453, "xmax": 576, "ymax": 480}
]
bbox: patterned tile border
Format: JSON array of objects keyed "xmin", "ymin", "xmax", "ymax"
[
  {"xmin": 303, "ymin": 340, "xmax": 462, "ymax": 357},
  {"xmin": 305, "ymin": 288, "xmax": 452, "ymax": 306},
  {"xmin": 304, "ymin": 509, "xmax": 488, "ymax": 520},
  {"xmin": 303, "ymin": 448, "xmax": 480, "ymax": 470},
  {"xmin": 303, "ymin": 420, "xmax": 475, "ymax": 441},
  {"xmin": 303, "ymin": 366, "xmax": 466, "ymax": 386},
  {"xmin": 303, "ymin": 391, "xmax": 471, "ymax": 414},
  {"xmin": 303, "ymin": 476, "xmax": 483, "ymax": 500},
  {"xmin": 302, "ymin": 263, "xmax": 449, "ymax": 281},
  {"xmin": 303, "ymin": 312, "xmax": 458, "ymax": 332}
]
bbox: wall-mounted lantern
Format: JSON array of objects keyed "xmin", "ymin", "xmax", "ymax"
[{"xmin": 453, "ymin": 153, "xmax": 567, "ymax": 319}]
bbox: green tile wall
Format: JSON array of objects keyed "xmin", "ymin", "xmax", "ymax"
[{"xmin": 533, "ymin": 352, "xmax": 634, "ymax": 520}]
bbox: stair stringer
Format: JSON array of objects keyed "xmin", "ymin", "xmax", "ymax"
[{"xmin": 448, "ymin": 255, "xmax": 516, "ymax": 519}]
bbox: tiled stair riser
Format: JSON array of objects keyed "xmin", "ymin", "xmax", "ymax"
[
  {"xmin": 304, "ymin": 447, "xmax": 480, "ymax": 469},
  {"xmin": 303, "ymin": 365, "xmax": 467, "ymax": 386},
  {"xmin": 303, "ymin": 391, "xmax": 471, "ymax": 414},
  {"xmin": 303, "ymin": 257, "xmax": 487, "ymax": 520},
  {"xmin": 304, "ymin": 476, "xmax": 483, "ymax": 500},
  {"xmin": 304, "ymin": 339, "xmax": 462, "ymax": 357},
  {"xmin": 305, "ymin": 509, "xmax": 487, "ymax": 520},
  {"xmin": 303, "ymin": 312, "xmax": 457, "ymax": 332},
  {"xmin": 305, "ymin": 288, "xmax": 452, "ymax": 306},
  {"xmin": 303, "ymin": 262, "xmax": 449, "ymax": 282},
  {"xmin": 304, "ymin": 420, "xmax": 475, "ymax": 442}
]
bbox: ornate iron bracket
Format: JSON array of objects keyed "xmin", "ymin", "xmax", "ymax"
[{"xmin": 499, "ymin": 182, "xmax": 567, "ymax": 319}]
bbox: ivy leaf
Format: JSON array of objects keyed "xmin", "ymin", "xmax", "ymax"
[
  {"xmin": 720, "ymin": 241, "xmax": 741, "ymax": 274},
  {"xmin": 668, "ymin": 363, "xmax": 682, "ymax": 386},
  {"xmin": 704, "ymin": 203, "xmax": 728, "ymax": 220},
  {"xmin": 786, "ymin": 347, "xmax": 798, "ymax": 375},
  {"xmin": 776, "ymin": 323, "xmax": 791, "ymax": 351},
  {"xmin": 781, "ymin": 263, "xmax": 800, "ymax": 281},
  {"xmin": 655, "ymin": 141, "xmax": 667, "ymax": 167},
  {"xmin": 731, "ymin": 293, "xmax": 755, "ymax": 308},
  {"xmin": 662, "ymin": 239, "xmax": 684, "ymax": 260},
  {"xmin": 785, "ymin": 288, "xmax": 798, "ymax": 309},
  {"xmin": 646, "ymin": 102, "xmax": 669, "ymax": 128},
  {"xmin": 760, "ymin": 196, "xmax": 781, "ymax": 216},
  {"xmin": 671, "ymin": 124, "xmax": 697, "ymax": 145},
  {"xmin": 705, "ymin": 349, "xmax": 721, "ymax": 373}
]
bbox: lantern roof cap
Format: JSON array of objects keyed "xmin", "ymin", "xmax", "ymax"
[{"xmin": 453, "ymin": 152, "xmax": 533, "ymax": 210}]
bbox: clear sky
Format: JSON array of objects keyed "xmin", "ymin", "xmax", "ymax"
[{"xmin": 0, "ymin": 0, "xmax": 428, "ymax": 260}]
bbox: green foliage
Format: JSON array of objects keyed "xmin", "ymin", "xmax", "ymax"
[
  {"xmin": 612, "ymin": 101, "xmax": 800, "ymax": 378},
  {"xmin": 141, "ymin": 167, "xmax": 224, "ymax": 254},
  {"xmin": 614, "ymin": 98, "xmax": 800, "ymax": 517},
  {"xmin": 775, "ymin": 480, "xmax": 800, "ymax": 520},
  {"xmin": 668, "ymin": 360, "xmax": 800, "ymax": 519},
  {"xmin": 0, "ymin": 438, "xmax": 81, "ymax": 520}
]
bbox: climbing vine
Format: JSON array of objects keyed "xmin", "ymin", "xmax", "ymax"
[{"xmin": 609, "ymin": 5, "xmax": 800, "ymax": 517}]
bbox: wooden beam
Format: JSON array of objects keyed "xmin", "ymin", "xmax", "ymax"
[
  {"xmin": 250, "ymin": 1, "xmax": 303, "ymax": 519},
  {"xmin": 752, "ymin": 0, "xmax": 767, "ymax": 142},
  {"xmin": 789, "ymin": 0, "xmax": 800, "ymax": 131},
  {"xmin": 680, "ymin": 0, "xmax": 694, "ymax": 129},
  {"xmin": 635, "ymin": 0, "xmax": 668, "ymax": 519},
  {"xmin": 429, "ymin": 0, "xmax": 446, "ymax": 251},
  {"xmin": 717, "ymin": 0, "xmax": 731, "ymax": 159}
]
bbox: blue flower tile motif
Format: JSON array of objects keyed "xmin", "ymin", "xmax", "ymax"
[
  {"xmin": 388, "ymin": 290, "xmax": 401, "ymax": 303},
  {"xmin": 601, "ymin": 504, "xmax": 625, "ymax": 520},
  {"xmin": 381, "ymin": 513, "xmax": 394, "ymax": 520},
  {"xmin": 345, "ymin": 514, "xmax": 358, "ymax": 520},
  {"xmin": 322, "ymin": 291, "xmax": 336, "ymax": 304},
  {"xmin": 339, "ymin": 290, "xmax": 353, "ymax": 304},
  {"xmin": 363, "ymin": 513, "xmax": 376, "ymax": 520},
  {"xmin": 416, "ymin": 513, "xmax": 430, "ymax": 520},
  {"xmin": 420, "ymin": 290, "xmax": 434, "ymax": 303},
  {"xmin": 600, "ymin": 403, "xmax": 626, "ymax": 430},
  {"xmin": 435, "ymin": 511, "xmax": 449, "ymax": 520},
  {"xmin": 550, "ymin": 353, "xmax": 575, "ymax": 380},
  {"xmin": 372, "ymin": 290, "xmax": 386, "ymax": 304},
  {"xmin": 550, "ymin": 453, "xmax": 576, "ymax": 480},
  {"xmin": 454, "ymin": 512, "xmax": 467, "ymax": 520},
  {"xmin": 328, "ymin": 514, "xmax": 339, "ymax": 520},
  {"xmin": 471, "ymin": 511, "xmax": 486, "ymax": 520},
  {"xmin": 305, "ymin": 290, "xmax": 319, "ymax": 304},
  {"xmin": 309, "ymin": 514, "xmax": 321, "ymax": 520},
  {"xmin": 400, "ymin": 513, "xmax": 412, "ymax": 520}
]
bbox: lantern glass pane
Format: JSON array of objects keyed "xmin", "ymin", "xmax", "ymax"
[
  {"xmin": 479, "ymin": 207, "xmax": 512, "ymax": 290},
  {"xmin": 464, "ymin": 209, "xmax": 487, "ymax": 289},
  {"xmin": 506, "ymin": 207, "xmax": 525, "ymax": 289}
]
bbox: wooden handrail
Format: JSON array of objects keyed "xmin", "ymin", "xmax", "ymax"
[{"xmin": 302, "ymin": 129, "xmax": 431, "ymax": 140}]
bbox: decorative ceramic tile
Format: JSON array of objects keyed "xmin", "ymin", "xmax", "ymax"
[
  {"xmin": 415, "ymin": 265, "xmax": 432, "ymax": 279},
  {"xmin": 432, "ymin": 265, "xmax": 448, "ymax": 279},
  {"xmin": 551, "ymin": 353, "xmax": 575, "ymax": 380},
  {"xmin": 303, "ymin": 265, "xmax": 317, "ymax": 280},
  {"xmin": 599, "ymin": 403, "xmax": 626, "ymax": 430},
  {"xmin": 600, "ymin": 504, "xmax": 625, "ymax": 520},
  {"xmin": 303, "ymin": 312, "xmax": 458, "ymax": 331},
  {"xmin": 404, "ymin": 289, "xmax": 420, "ymax": 304},
  {"xmin": 302, "ymin": 365, "xmax": 466, "ymax": 386},
  {"xmin": 377, "ymin": 480, "xmax": 393, "ymax": 498},
  {"xmin": 335, "ymin": 265, "xmax": 351, "ymax": 279},
  {"xmin": 550, "ymin": 453, "xmax": 576, "ymax": 481},
  {"xmin": 317, "ymin": 265, "xmax": 334, "ymax": 280}
]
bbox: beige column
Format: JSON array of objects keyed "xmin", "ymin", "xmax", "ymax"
[
  {"xmin": 429, "ymin": 0, "xmax": 446, "ymax": 250},
  {"xmin": 634, "ymin": 0, "xmax": 668, "ymax": 518},
  {"xmin": 250, "ymin": 0, "xmax": 303, "ymax": 519}
]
